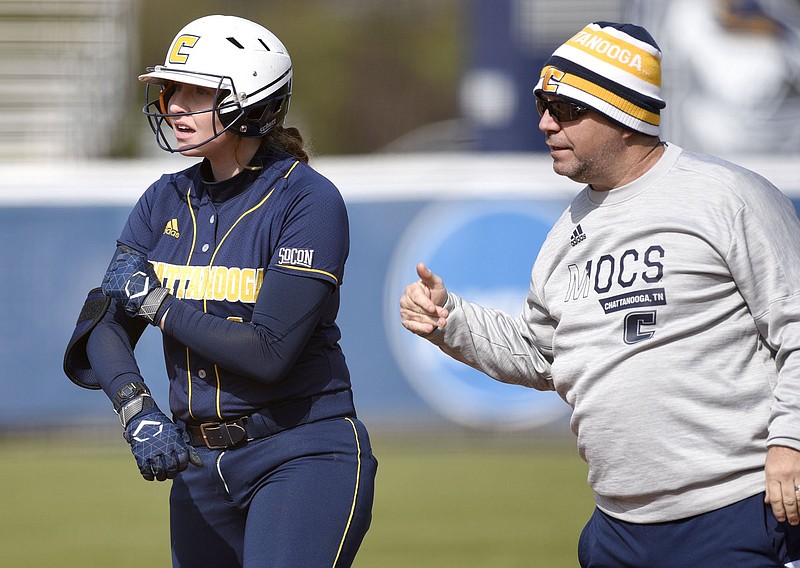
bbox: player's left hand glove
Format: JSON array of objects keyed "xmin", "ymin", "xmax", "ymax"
[
  {"xmin": 101, "ymin": 246, "xmax": 174, "ymax": 325},
  {"xmin": 125, "ymin": 408, "xmax": 202, "ymax": 481},
  {"xmin": 113, "ymin": 381, "xmax": 202, "ymax": 481}
]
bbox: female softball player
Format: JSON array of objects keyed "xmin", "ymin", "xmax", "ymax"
[{"xmin": 63, "ymin": 14, "xmax": 377, "ymax": 568}]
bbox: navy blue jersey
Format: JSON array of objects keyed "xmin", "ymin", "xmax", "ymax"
[{"xmin": 117, "ymin": 149, "xmax": 352, "ymax": 423}]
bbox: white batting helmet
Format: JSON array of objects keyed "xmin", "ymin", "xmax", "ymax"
[{"xmin": 140, "ymin": 15, "xmax": 293, "ymax": 152}]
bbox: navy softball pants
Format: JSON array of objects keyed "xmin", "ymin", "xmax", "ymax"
[
  {"xmin": 169, "ymin": 417, "xmax": 377, "ymax": 568},
  {"xmin": 579, "ymin": 492, "xmax": 800, "ymax": 567}
]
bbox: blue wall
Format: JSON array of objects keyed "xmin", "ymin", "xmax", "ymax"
[
  {"xmin": 2, "ymin": 155, "xmax": 797, "ymax": 432},
  {"xmin": 0, "ymin": 198, "xmax": 574, "ymax": 431}
]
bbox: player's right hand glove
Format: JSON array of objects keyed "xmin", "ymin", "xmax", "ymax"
[
  {"xmin": 123, "ymin": 404, "xmax": 203, "ymax": 482},
  {"xmin": 101, "ymin": 246, "xmax": 174, "ymax": 325}
]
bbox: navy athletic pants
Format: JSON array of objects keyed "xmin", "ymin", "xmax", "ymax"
[
  {"xmin": 579, "ymin": 492, "xmax": 800, "ymax": 567},
  {"xmin": 169, "ymin": 417, "xmax": 377, "ymax": 568}
]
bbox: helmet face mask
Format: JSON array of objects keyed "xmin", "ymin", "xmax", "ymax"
[
  {"xmin": 140, "ymin": 15, "xmax": 293, "ymax": 153},
  {"xmin": 143, "ymin": 71, "xmax": 246, "ymax": 153}
]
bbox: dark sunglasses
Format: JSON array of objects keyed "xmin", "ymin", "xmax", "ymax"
[{"xmin": 535, "ymin": 94, "xmax": 588, "ymax": 123}]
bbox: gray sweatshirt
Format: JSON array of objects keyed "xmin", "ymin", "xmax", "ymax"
[{"xmin": 426, "ymin": 143, "xmax": 800, "ymax": 523}]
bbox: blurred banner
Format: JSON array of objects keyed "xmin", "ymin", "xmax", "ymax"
[
  {"xmin": 1, "ymin": 153, "xmax": 797, "ymax": 432},
  {"xmin": 630, "ymin": 0, "xmax": 800, "ymax": 155},
  {"xmin": 463, "ymin": 0, "xmax": 626, "ymax": 152}
]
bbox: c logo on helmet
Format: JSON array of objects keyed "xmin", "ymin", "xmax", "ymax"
[
  {"xmin": 169, "ymin": 35, "xmax": 200, "ymax": 65},
  {"xmin": 540, "ymin": 67, "xmax": 566, "ymax": 93}
]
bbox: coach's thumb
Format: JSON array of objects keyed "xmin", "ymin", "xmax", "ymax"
[
  {"xmin": 416, "ymin": 263, "xmax": 440, "ymax": 289},
  {"xmin": 416, "ymin": 262, "xmax": 448, "ymax": 314}
]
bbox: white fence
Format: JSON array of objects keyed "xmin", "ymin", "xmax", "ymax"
[{"xmin": 0, "ymin": 0, "xmax": 135, "ymax": 159}]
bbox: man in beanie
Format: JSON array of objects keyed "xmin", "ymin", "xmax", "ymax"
[{"xmin": 400, "ymin": 21, "xmax": 800, "ymax": 567}]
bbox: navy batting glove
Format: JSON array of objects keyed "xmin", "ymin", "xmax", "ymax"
[
  {"xmin": 124, "ymin": 406, "xmax": 203, "ymax": 481},
  {"xmin": 101, "ymin": 248, "xmax": 174, "ymax": 325}
]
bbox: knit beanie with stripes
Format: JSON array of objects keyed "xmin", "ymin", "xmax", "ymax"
[{"xmin": 534, "ymin": 21, "xmax": 666, "ymax": 136}]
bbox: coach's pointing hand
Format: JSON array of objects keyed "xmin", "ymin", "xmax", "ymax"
[{"xmin": 399, "ymin": 263, "xmax": 449, "ymax": 336}]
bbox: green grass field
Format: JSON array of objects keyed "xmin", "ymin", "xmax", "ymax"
[{"xmin": 0, "ymin": 431, "xmax": 593, "ymax": 567}]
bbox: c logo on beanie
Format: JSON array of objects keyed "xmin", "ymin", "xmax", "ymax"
[{"xmin": 541, "ymin": 67, "xmax": 565, "ymax": 94}]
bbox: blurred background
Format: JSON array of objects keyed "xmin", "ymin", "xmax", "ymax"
[
  {"xmin": 4, "ymin": 0, "xmax": 800, "ymax": 159},
  {"xmin": 1, "ymin": 0, "xmax": 799, "ymax": 566},
  {"xmin": 2, "ymin": 0, "xmax": 799, "ymax": 432}
]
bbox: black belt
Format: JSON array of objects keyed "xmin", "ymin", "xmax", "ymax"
[{"xmin": 185, "ymin": 418, "xmax": 249, "ymax": 450}]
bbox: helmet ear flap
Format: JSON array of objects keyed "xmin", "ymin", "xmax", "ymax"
[{"xmin": 225, "ymin": 82, "xmax": 292, "ymax": 137}]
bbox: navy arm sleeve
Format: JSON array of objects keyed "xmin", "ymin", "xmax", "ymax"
[
  {"xmin": 85, "ymin": 300, "xmax": 149, "ymax": 400},
  {"xmin": 163, "ymin": 269, "xmax": 333, "ymax": 385}
]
